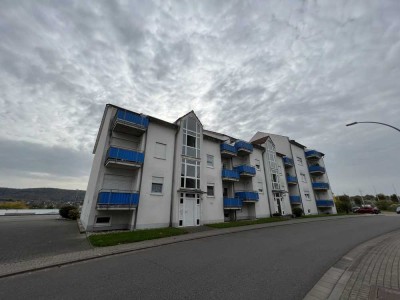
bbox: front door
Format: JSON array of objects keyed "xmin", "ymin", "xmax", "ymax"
[
  {"xmin": 184, "ymin": 198, "xmax": 196, "ymax": 227},
  {"xmin": 274, "ymin": 193, "xmax": 284, "ymax": 215}
]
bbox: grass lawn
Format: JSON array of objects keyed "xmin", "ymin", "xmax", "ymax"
[{"xmin": 88, "ymin": 227, "xmax": 188, "ymax": 247}]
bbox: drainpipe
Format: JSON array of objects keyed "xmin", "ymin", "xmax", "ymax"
[
  {"xmin": 169, "ymin": 126, "xmax": 179, "ymax": 227},
  {"xmin": 133, "ymin": 127, "xmax": 148, "ymax": 230},
  {"xmin": 261, "ymin": 148, "xmax": 273, "ymax": 218}
]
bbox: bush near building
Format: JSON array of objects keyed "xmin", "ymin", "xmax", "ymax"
[
  {"xmin": 335, "ymin": 195, "xmax": 352, "ymax": 214},
  {"xmin": 292, "ymin": 207, "xmax": 303, "ymax": 217},
  {"xmin": 59, "ymin": 205, "xmax": 77, "ymax": 219}
]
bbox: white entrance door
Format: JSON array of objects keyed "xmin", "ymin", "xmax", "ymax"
[{"xmin": 184, "ymin": 198, "xmax": 196, "ymax": 226}]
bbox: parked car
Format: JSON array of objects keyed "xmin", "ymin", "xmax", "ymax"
[
  {"xmin": 352, "ymin": 206, "xmax": 360, "ymax": 213},
  {"xmin": 396, "ymin": 206, "xmax": 400, "ymax": 214},
  {"xmin": 357, "ymin": 205, "xmax": 380, "ymax": 214}
]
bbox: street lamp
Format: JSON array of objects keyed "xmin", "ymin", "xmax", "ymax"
[{"xmin": 346, "ymin": 121, "xmax": 400, "ymax": 133}]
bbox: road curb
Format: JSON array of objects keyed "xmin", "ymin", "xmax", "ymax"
[
  {"xmin": 0, "ymin": 214, "xmax": 370, "ymax": 279},
  {"xmin": 304, "ymin": 228, "xmax": 400, "ymax": 300}
]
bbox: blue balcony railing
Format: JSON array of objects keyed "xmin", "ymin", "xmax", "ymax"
[
  {"xmin": 220, "ymin": 143, "xmax": 237, "ymax": 156},
  {"xmin": 221, "ymin": 169, "xmax": 240, "ymax": 180},
  {"xmin": 305, "ymin": 150, "xmax": 322, "ymax": 159},
  {"xmin": 289, "ymin": 196, "xmax": 302, "ymax": 204},
  {"xmin": 316, "ymin": 200, "xmax": 334, "ymax": 207},
  {"xmin": 286, "ymin": 175, "xmax": 298, "ymax": 184},
  {"xmin": 235, "ymin": 191, "xmax": 259, "ymax": 202},
  {"xmin": 309, "ymin": 165, "xmax": 326, "ymax": 174},
  {"xmin": 234, "ymin": 140, "xmax": 253, "ymax": 153},
  {"xmin": 312, "ymin": 182, "xmax": 330, "ymax": 190},
  {"xmin": 116, "ymin": 109, "xmax": 149, "ymax": 129},
  {"xmin": 234, "ymin": 165, "xmax": 256, "ymax": 176},
  {"xmin": 97, "ymin": 191, "xmax": 139, "ymax": 208},
  {"xmin": 107, "ymin": 147, "xmax": 144, "ymax": 164},
  {"xmin": 223, "ymin": 198, "xmax": 243, "ymax": 209},
  {"xmin": 283, "ymin": 156, "xmax": 294, "ymax": 167}
]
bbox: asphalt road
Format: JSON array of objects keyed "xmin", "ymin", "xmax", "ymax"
[
  {"xmin": 0, "ymin": 215, "xmax": 91, "ymax": 264},
  {"xmin": 1, "ymin": 215, "xmax": 400, "ymax": 300}
]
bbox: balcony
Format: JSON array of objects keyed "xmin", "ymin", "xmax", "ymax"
[
  {"xmin": 97, "ymin": 191, "xmax": 139, "ymax": 210},
  {"xmin": 113, "ymin": 109, "xmax": 149, "ymax": 136},
  {"xmin": 220, "ymin": 143, "xmax": 237, "ymax": 157},
  {"xmin": 289, "ymin": 196, "xmax": 302, "ymax": 204},
  {"xmin": 283, "ymin": 156, "xmax": 294, "ymax": 167},
  {"xmin": 312, "ymin": 182, "xmax": 330, "ymax": 190},
  {"xmin": 316, "ymin": 200, "xmax": 334, "ymax": 207},
  {"xmin": 286, "ymin": 175, "xmax": 298, "ymax": 185},
  {"xmin": 221, "ymin": 169, "xmax": 240, "ymax": 182},
  {"xmin": 223, "ymin": 198, "xmax": 243, "ymax": 210},
  {"xmin": 105, "ymin": 147, "xmax": 144, "ymax": 169},
  {"xmin": 235, "ymin": 191, "xmax": 259, "ymax": 203},
  {"xmin": 234, "ymin": 140, "xmax": 253, "ymax": 155},
  {"xmin": 309, "ymin": 165, "xmax": 326, "ymax": 175},
  {"xmin": 305, "ymin": 150, "xmax": 322, "ymax": 159},
  {"xmin": 234, "ymin": 165, "xmax": 256, "ymax": 177}
]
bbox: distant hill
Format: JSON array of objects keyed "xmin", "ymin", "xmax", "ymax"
[{"xmin": 0, "ymin": 187, "xmax": 85, "ymax": 203}]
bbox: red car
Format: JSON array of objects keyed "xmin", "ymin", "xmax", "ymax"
[{"xmin": 356, "ymin": 205, "xmax": 380, "ymax": 214}]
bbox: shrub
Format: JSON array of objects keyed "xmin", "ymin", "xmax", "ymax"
[
  {"xmin": 292, "ymin": 207, "xmax": 303, "ymax": 217},
  {"xmin": 376, "ymin": 200, "xmax": 393, "ymax": 211},
  {"xmin": 59, "ymin": 205, "xmax": 76, "ymax": 219},
  {"xmin": 68, "ymin": 209, "xmax": 80, "ymax": 220}
]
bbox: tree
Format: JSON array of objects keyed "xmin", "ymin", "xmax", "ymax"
[
  {"xmin": 376, "ymin": 193, "xmax": 387, "ymax": 201},
  {"xmin": 352, "ymin": 196, "xmax": 363, "ymax": 206},
  {"xmin": 335, "ymin": 195, "xmax": 352, "ymax": 214},
  {"xmin": 390, "ymin": 194, "xmax": 399, "ymax": 202}
]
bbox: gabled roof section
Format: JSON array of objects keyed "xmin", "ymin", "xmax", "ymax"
[
  {"xmin": 289, "ymin": 139, "xmax": 306, "ymax": 149},
  {"xmin": 174, "ymin": 110, "xmax": 203, "ymax": 127},
  {"xmin": 251, "ymin": 134, "xmax": 275, "ymax": 147}
]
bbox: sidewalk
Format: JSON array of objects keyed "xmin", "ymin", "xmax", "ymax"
[
  {"xmin": 0, "ymin": 214, "xmax": 366, "ymax": 279},
  {"xmin": 304, "ymin": 228, "xmax": 400, "ymax": 300}
]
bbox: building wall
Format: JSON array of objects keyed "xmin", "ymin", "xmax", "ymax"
[
  {"xmin": 276, "ymin": 156, "xmax": 292, "ymax": 215},
  {"xmin": 251, "ymin": 148, "xmax": 270, "ymax": 218}
]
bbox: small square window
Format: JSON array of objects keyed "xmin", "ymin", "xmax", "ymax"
[
  {"xmin": 151, "ymin": 176, "xmax": 164, "ymax": 194},
  {"xmin": 305, "ymin": 193, "xmax": 311, "ymax": 200},
  {"xmin": 258, "ymin": 182, "xmax": 263, "ymax": 193},
  {"xmin": 255, "ymin": 159, "xmax": 260, "ymax": 170},
  {"xmin": 207, "ymin": 154, "xmax": 214, "ymax": 168},
  {"xmin": 207, "ymin": 185, "xmax": 215, "ymax": 197}
]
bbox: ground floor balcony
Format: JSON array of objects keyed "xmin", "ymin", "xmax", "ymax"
[
  {"xmin": 220, "ymin": 143, "xmax": 237, "ymax": 157},
  {"xmin": 286, "ymin": 175, "xmax": 298, "ymax": 185},
  {"xmin": 312, "ymin": 182, "xmax": 330, "ymax": 190},
  {"xmin": 221, "ymin": 169, "xmax": 240, "ymax": 182},
  {"xmin": 97, "ymin": 190, "xmax": 139, "ymax": 210},
  {"xmin": 305, "ymin": 150, "xmax": 323, "ymax": 160},
  {"xmin": 283, "ymin": 156, "xmax": 294, "ymax": 167},
  {"xmin": 316, "ymin": 200, "xmax": 334, "ymax": 207},
  {"xmin": 234, "ymin": 140, "xmax": 253, "ymax": 155},
  {"xmin": 223, "ymin": 198, "xmax": 243, "ymax": 210},
  {"xmin": 235, "ymin": 191, "xmax": 259, "ymax": 203},
  {"xmin": 289, "ymin": 196, "xmax": 302, "ymax": 204},
  {"xmin": 234, "ymin": 165, "xmax": 256, "ymax": 177},
  {"xmin": 113, "ymin": 109, "xmax": 149, "ymax": 136},
  {"xmin": 309, "ymin": 165, "xmax": 326, "ymax": 175},
  {"xmin": 105, "ymin": 147, "xmax": 144, "ymax": 169}
]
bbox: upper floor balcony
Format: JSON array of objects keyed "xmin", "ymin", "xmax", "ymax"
[
  {"xmin": 113, "ymin": 109, "xmax": 149, "ymax": 136},
  {"xmin": 220, "ymin": 143, "xmax": 237, "ymax": 157},
  {"xmin": 283, "ymin": 156, "xmax": 294, "ymax": 168},
  {"xmin": 234, "ymin": 140, "xmax": 253, "ymax": 155},
  {"xmin": 234, "ymin": 165, "xmax": 256, "ymax": 177},
  {"xmin": 235, "ymin": 191, "xmax": 259, "ymax": 203},
  {"xmin": 97, "ymin": 190, "xmax": 139, "ymax": 210},
  {"xmin": 286, "ymin": 175, "xmax": 298, "ymax": 185},
  {"xmin": 316, "ymin": 199, "xmax": 334, "ymax": 207},
  {"xmin": 221, "ymin": 169, "xmax": 240, "ymax": 182},
  {"xmin": 289, "ymin": 195, "xmax": 302, "ymax": 204},
  {"xmin": 105, "ymin": 146, "xmax": 144, "ymax": 169},
  {"xmin": 312, "ymin": 182, "xmax": 330, "ymax": 190},
  {"xmin": 309, "ymin": 165, "xmax": 326, "ymax": 175},
  {"xmin": 305, "ymin": 150, "xmax": 323, "ymax": 160},
  {"xmin": 223, "ymin": 198, "xmax": 243, "ymax": 210}
]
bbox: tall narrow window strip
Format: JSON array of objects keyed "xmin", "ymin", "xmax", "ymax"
[{"xmin": 207, "ymin": 155, "xmax": 214, "ymax": 167}]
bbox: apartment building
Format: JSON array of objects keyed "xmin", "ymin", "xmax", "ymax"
[{"xmin": 80, "ymin": 104, "xmax": 336, "ymax": 232}]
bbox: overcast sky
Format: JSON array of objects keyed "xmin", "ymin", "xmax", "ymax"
[{"xmin": 1, "ymin": 1, "xmax": 399, "ymax": 196}]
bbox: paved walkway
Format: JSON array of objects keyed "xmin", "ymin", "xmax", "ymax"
[
  {"xmin": 0, "ymin": 215, "xmax": 367, "ymax": 279},
  {"xmin": 305, "ymin": 227, "xmax": 400, "ymax": 299}
]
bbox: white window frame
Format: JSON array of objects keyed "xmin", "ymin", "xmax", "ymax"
[
  {"xmin": 154, "ymin": 142, "xmax": 167, "ymax": 160},
  {"xmin": 151, "ymin": 176, "xmax": 164, "ymax": 195},
  {"xmin": 297, "ymin": 157, "xmax": 303, "ymax": 166},
  {"xmin": 207, "ymin": 184, "xmax": 215, "ymax": 197},
  {"xmin": 181, "ymin": 158, "xmax": 200, "ymax": 190},
  {"xmin": 300, "ymin": 173, "xmax": 307, "ymax": 183},
  {"xmin": 206, "ymin": 154, "xmax": 214, "ymax": 168},
  {"xmin": 94, "ymin": 216, "xmax": 111, "ymax": 227}
]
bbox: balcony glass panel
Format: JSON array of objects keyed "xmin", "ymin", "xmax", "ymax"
[
  {"xmin": 221, "ymin": 169, "xmax": 240, "ymax": 180},
  {"xmin": 235, "ymin": 191, "xmax": 259, "ymax": 202},
  {"xmin": 309, "ymin": 165, "xmax": 326, "ymax": 173},
  {"xmin": 312, "ymin": 182, "xmax": 330, "ymax": 189},
  {"xmin": 305, "ymin": 150, "xmax": 322, "ymax": 159},
  {"xmin": 107, "ymin": 147, "xmax": 144, "ymax": 164},
  {"xmin": 234, "ymin": 141, "xmax": 253, "ymax": 153},
  {"xmin": 283, "ymin": 157, "xmax": 294, "ymax": 166},
  {"xmin": 289, "ymin": 196, "xmax": 301, "ymax": 204},
  {"xmin": 116, "ymin": 109, "xmax": 149, "ymax": 128},
  {"xmin": 234, "ymin": 165, "xmax": 256, "ymax": 176},
  {"xmin": 316, "ymin": 200, "xmax": 334, "ymax": 207},
  {"xmin": 223, "ymin": 198, "xmax": 243, "ymax": 208},
  {"xmin": 286, "ymin": 175, "xmax": 298, "ymax": 184},
  {"xmin": 220, "ymin": 143, "xmax": 237, "ymax": 155},
  {"xmin": 97, "ymin": 191, "xmax": 139, "ymax": 207}
]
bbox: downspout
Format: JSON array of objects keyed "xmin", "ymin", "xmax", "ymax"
[
  {"xmin": 261, "ymin": 148, "xmax": 273, "ymax": 218},
  {"xmin": 289, "ymin": 144, "xmax": 305, "ymax": 214},
  {"xmin": 169, "ymin": 126, "xmax": 179, "ymax": 227},
  {"xmin": 133, "ymin": 127, "xmax": 148, "ymax": 230}
]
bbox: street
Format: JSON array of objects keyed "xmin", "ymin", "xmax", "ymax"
[{"xmin": 1, "ymin": 215, "xmax": 399, "ymax": 299}]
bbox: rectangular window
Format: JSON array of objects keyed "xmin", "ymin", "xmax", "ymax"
[
  {"xmin": 154, "ymin": 142, "xmax": 166, "ymax": 159},
  {"xmin": 258, "ymin": 181, "xmax": 263, "ymax": 193},
  {"xmin": 223, "ymin": 187, "xmax": 228, "ymax": 197},
  {"xmin": 95, "ymin": 216, "xmax": 111, "ymax": 225},
  {"xmin": 300, "ymin": 173, "xmax": 307, "ymax": 183},
  {"xmin": 304, "ymin": 193, "xmax": 311, "ymax": 200},
  {"xmin": 297, "ymin": 157, "xmax": 303, "ymax": 166},
  {"xmin": 151, "ymin": 176, "xmax": 164, "ymax": 194},
  {"xmin": 255, "ymin": 159, "xmax": 260, "ymax": 170},
  {"xmin": 278, "ymin": 166, "xmax": 282, "ymax": 175},
  {"xmin": 181, "ymin": 158, "xmax": 200, "ymax": 189},
  {"xmin": 207, "ymin": 154, "xmax": 214, "ymax": 168},
  {"xmin": 207, "ymin": 184, "xmax": 215, "ymax": 197}
]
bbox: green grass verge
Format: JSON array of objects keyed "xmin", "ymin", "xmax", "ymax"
[{"xmin": 88, "ymin": 227, "xmax": 188, "ymax": 247}]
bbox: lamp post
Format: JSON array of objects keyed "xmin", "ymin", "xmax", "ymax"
[{"xmin": 346, "ymin": 121, "xmax": 400, "ymax": 132}]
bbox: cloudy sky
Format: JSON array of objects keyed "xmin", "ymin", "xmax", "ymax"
[{"xmin": 0, "ymin": 0, "xmax": 399, "ymax": 196}]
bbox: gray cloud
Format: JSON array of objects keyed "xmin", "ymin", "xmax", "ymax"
[{"xmin": 0, "ymin": 0, "xmax": 399, "ymax": 194}]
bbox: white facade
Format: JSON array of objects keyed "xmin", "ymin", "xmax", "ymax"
[{"xmin": 80, "ymin": 105, "xmax": 336, "ymax": 231}]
